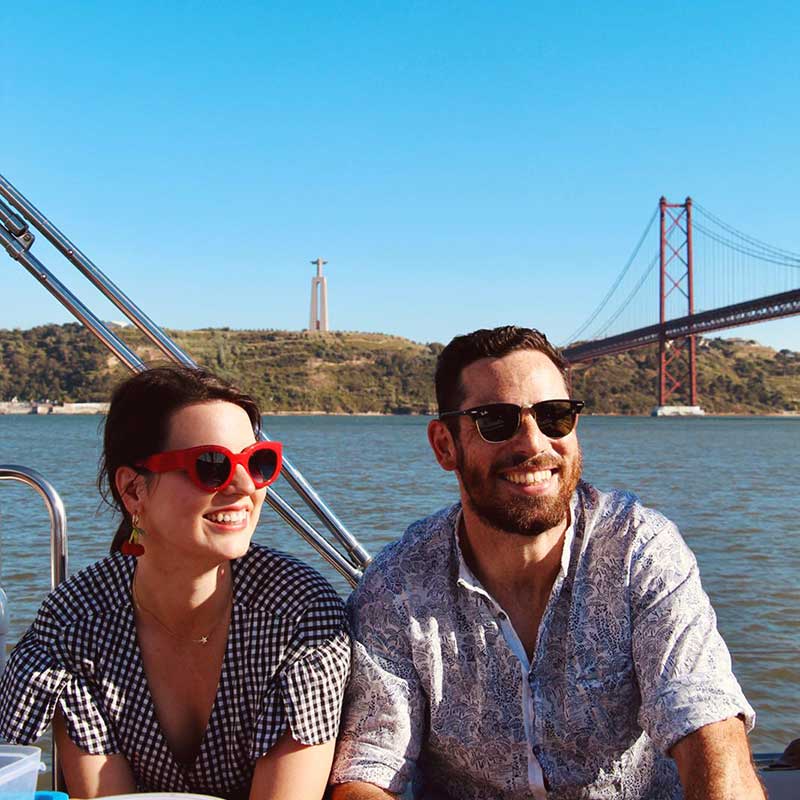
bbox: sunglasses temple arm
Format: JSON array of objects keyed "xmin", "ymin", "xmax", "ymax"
[{"xmin": 264, "ymin": 486, "xmax": 362, "ymax": 586}]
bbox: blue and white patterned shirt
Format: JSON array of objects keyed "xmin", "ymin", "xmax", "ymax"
[{"xmin": 331, "ymin": 481, "xmax": 755, "ymax": 800}]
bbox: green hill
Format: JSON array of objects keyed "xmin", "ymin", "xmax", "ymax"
[
  {"xmin": 0, "ymin": 323, "xmax": 797, "ymax": 415},
  {"xmin": 570, "ymin": 338, "xmax": 799, "ymax": 415}
]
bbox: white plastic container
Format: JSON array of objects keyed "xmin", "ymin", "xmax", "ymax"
[
  {"xmin": 99, "ymin": 795, "xmax": 225, "ymax": 800},
  {"xmin": 0, "ymin": 745, "xmax": 41, "ymax": 799}
]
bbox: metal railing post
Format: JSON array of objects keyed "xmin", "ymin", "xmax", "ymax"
[{"xmin": 0, "ymin": 466, "xmax": 68, "ymax": 790}]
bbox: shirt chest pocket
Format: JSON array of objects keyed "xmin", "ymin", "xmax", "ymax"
[{"xmin": 565, "ymin": 666, "xmax": 641, "ymax": 745}]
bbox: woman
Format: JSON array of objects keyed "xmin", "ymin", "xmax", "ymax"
[{"xmin": 0, "ymin": 365, "xmax": 350, "ymax": 800}]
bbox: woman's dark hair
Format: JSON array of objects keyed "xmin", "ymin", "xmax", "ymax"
[
  {"xmin": 100, "ymin": 364, "xmax": 262, "ymax": 553},
  {"xmin": 435, "ymin": 325, "xmax": 570, "ymax": 415}
]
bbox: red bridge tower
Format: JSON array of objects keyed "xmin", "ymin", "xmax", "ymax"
[{"xmin": 657, "ymin": 197, "xmax": 700, "ymax": 412}]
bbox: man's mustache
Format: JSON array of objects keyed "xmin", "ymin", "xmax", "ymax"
[{"xmin": 493, "ymin": 453, "xmax": 564, "ymax": 472}]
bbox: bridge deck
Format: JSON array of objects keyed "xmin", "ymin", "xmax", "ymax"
[{"xmin": 564, "ymin": 289, "xmax": 800, "ymax": 363}]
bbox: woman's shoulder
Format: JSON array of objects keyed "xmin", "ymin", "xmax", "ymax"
[
  {"xmin": 232, "ymin": 543, "xmax": 345, "ymax": 619},
  {"xmin": 37, "ymin": 552, "xmax": 133, "ymax": 634}
]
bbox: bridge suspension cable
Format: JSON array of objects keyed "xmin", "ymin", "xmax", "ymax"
[
  {"xmin": 693, "ymin": 202, "xmax": 800, "ymax": 265},
  {"xmin": 565, "ymin": 198, "xmax": 800, "ymax": 349},
  {"xmin": 590, "ymin": 253, "xmax": 659, "ymax": 339},
  {"xmin": 692, "ymin": 219, "xmax": 800, "ymax": 269},
  {"xmin": 564, "ymin": 205, "xmax": 658, "ymax": 344}
]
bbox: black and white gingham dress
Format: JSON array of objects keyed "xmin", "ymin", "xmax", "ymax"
[{"xmin": 0, "ymin": 544, "xmax": 350, "ymax": 800}]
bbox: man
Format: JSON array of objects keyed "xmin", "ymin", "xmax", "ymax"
[{"xmin": 330, "ymin": 326, "xmax": 763, "ymax": 800}]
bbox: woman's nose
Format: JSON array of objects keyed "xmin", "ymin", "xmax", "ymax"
[{"xmin": 227, "ymin": 463, "xmax": 257, "ymax": 494}]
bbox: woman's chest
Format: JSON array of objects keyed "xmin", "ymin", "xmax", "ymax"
[{"xmin": 137, "ymin": 624, "xmax": 229, "ymax": 764}]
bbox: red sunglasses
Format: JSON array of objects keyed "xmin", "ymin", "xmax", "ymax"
[{"xmin": 138, "ymin": 441, "xmax": 283, "ymax": 492}]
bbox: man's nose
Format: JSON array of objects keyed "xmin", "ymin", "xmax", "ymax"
[{"xmin": 515, "ymin": 406, "xmax": 550, "ymax": 451}]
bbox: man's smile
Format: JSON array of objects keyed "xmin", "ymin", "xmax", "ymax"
[{"xmin": 501, "ymin": 468, "xmax": 555, "ymax": 486}]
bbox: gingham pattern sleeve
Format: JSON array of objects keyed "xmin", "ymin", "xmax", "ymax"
[
  {"xmin": 272, "ymin": 595, "xmax": 351, "ymax": 746},
  {"xmin": 0, "ymin": 600, "xmax": 119, "ymax": 753}
]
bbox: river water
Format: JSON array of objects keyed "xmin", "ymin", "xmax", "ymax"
[{"xmin": 0, "ymin": 414, "xmax": 797, "ymax": 753}]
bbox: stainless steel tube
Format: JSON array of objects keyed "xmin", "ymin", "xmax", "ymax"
[
  {"xmin": 0, "ymin": 173, "xmax": 371, "ymax": 574},
  {"xmin": 0, "ymin": 224, "xmax": 145, "ymax": 373},
  {"xmin": 265, "ymin": 487, "xmax": 362, "ymax": 586},
  {"xmin": 0, "ymin": 465, "xmax": 68, "ymax": 791},
  {"xmin": 0, "ymin": 174, "xmax": 190, "ymax": 367},
  {"xmin": 0, "ymin": 174, "xmax": 371, "ymax": 580},
  {"xmin": 277, "ymin": 453, "xmax": 372, "ymax": 567},
  {"xmin": 0, "ymin": 466, "xmax": 68, "ymax": 597},
  {"xmin": 0, "ymin": 198, "xmax": 29, "ymax": 238}
]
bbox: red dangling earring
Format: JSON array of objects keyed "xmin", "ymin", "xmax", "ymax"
[{"xmin": 121, "ymin": 513, "xmax": 145, "ymax": 557}]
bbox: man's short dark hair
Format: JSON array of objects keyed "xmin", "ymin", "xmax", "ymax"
[{"xmin": 435, "ymin": 325, "xmax": 570, "ymax": 414}]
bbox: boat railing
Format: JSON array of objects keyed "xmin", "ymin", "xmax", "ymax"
[
  {"xmin": 0, "ymin": 173, "xmax": 370, "ymax": 586},
  {"xmin": 0, "ymin": 464, "xmax": 68, "ymax": 789}
]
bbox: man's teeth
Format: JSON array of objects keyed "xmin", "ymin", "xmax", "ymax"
[
  {"xmin": 504, "ymin": 470, "xmax": 553, "ymax": 485},
  {"xmin": 206, "ymin": 510, "xmax": 248, "ymax": 524}
]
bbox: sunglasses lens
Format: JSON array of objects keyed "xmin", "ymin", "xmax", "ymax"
[
  {"xmin": 535, "ymin": 401, "xmax": 577, "ymax": 438},
  {"xmin": 249, "ymin": 448, "xmax": 279, "ymax": 485},
  {"xmin": 195, "ymin": 450, "xmax": 232, "ymax": 488},
  {"xmin": 475, "ymin": 404, "xmax": 520, "ymax": 443}
]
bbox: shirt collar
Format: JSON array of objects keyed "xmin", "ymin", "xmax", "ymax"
[
  {"xmin": 454, "ymin": 508, "xmax": 489, "ymax": 598},
  {"xmin": 453, "ymin": 495, "xmax": 579, "ymax": 598}
]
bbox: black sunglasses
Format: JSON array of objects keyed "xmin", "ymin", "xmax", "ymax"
[{"xmin": 439, "ymin": 399, "xmax": 585, "ymax": 443}]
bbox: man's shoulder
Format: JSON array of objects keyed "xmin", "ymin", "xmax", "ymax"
[
  {"xmin": 374, "ymin": 502, "xmax": 458, "ymax": 567},
  {"xmin": 577, "ymin": 481, "xmax": 681, "ymax": 549},
  {"xmin": 350, "ymin": 503, "xmax": 460, "ymax": 603}
]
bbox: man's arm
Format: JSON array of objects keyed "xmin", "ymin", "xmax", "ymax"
[
  {"xmin": 629, "ymin": 515, "xmax": 758, "ymax": 790},
  {"xmin": 329, "ymin": 782, "xmax": 398, "ymax": 799},
  {"xmin": 670, "ymin": 717, "xmax": 765, "ymax": 800},
  {"xmin": 330, "ymin": 560, "xmax": 426, "ymax": 797}
]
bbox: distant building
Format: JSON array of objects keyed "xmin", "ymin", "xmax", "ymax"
[{"xmin": 308, "ymin": 258, "xmax": 329, "ymax": 333}]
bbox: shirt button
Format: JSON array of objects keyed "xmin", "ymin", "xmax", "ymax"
[
  {"xmin": 532, "ymin": 744, "xmax": 542, "ymax": 755},
  {"xmin": 497, "ymin": 611, "xmax": 507, "ymax": 620}
]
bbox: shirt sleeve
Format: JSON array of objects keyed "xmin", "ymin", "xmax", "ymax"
[
  {"xmin": 0, "ymin": 606, "xmax": 120, "ymax": 754},
  {"xmin": 253, "ymin": 593, "xmax": 351, "ymax": 754},
  {"xmin": 630, "ymin": 515, "xmax": 755, "ymax": 753},
  {"xmin": 330, "ymin": 566, "xmax": 426, "ymax": 794}
]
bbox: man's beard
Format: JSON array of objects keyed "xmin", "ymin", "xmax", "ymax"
[{"xmin": 455, "ymin": 444, "xmax": 583, "ymax": 537}]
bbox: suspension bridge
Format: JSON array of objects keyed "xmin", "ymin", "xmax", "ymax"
[{"xmin": 561, "ymin": 197, "xmax": 800, "ymax": 412}]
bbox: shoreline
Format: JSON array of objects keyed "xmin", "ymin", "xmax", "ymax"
[{"xmin": 1, "ymin": 406, "xmax": 797, "ymax": 419}]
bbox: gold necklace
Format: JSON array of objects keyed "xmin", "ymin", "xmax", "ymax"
[{"xmin": 131, "ymin": 576, "xmax": 231, "ymax": 646}]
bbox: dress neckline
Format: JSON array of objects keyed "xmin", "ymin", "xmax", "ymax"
[{"xmin": 123, "ymin": 556, "xmax": 239, "ymax": 781}]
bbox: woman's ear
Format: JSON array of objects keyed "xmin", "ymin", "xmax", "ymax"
[
  {"xmin": 428, "ymin": 419, "xmax": 459, "ymax": 472},
  {"xmin": 115, "ymin": 467, "xmax": 148, "ymax": 515}
]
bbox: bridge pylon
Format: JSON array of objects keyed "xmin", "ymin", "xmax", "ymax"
[{"xmin": 655, "ymin": 197, "xmax": 703, "ymax": 416}]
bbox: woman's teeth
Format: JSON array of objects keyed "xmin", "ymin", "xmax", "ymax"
[
  {"xmin": 504, "ymin": 469, "xmax": 553, "ymax": 485},
  {"xmin": 206, "ymin": 510, "xmax": 248, "ymax": 524}
]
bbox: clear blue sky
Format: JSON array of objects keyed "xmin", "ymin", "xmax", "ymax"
[{"xmin": 2, "ymin": 1, "xmax": 799, "ymax": 350}]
